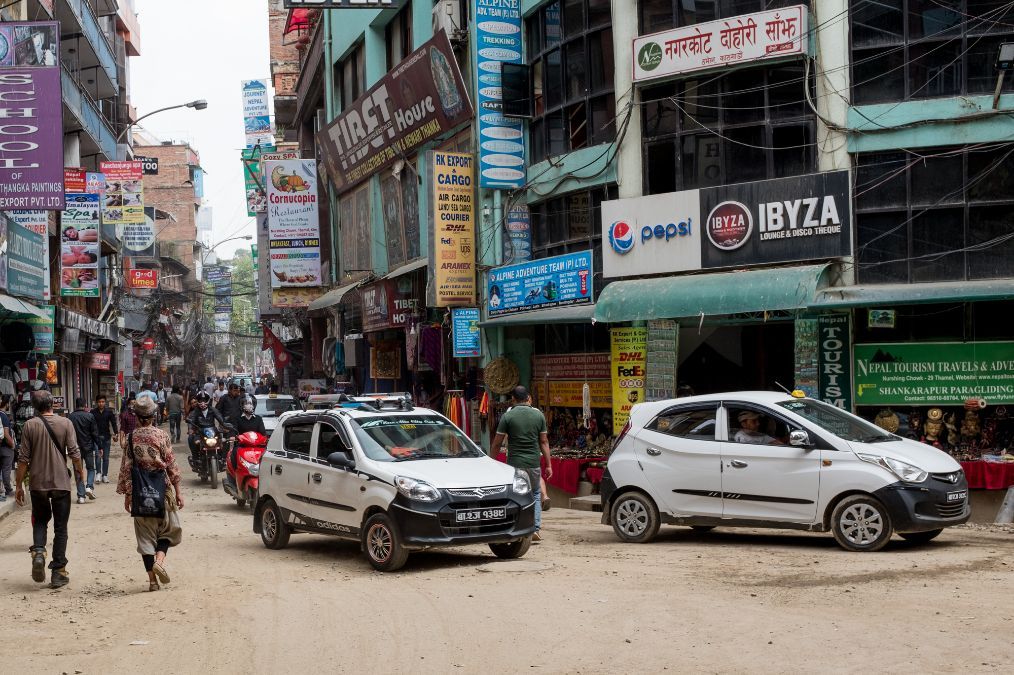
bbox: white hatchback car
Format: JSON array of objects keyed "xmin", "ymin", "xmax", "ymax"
[
  {"xmin": 254, "ymin": 395, "xmax": 536, "ymax": 571},
  {"xmin": 601, "ymin": 392, "xmax": 970, "ymax": 551}
]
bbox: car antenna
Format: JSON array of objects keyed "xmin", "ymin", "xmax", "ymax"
[{"xmin": 773, "ymin": 381, "xmax": 793, "ymax": 395}]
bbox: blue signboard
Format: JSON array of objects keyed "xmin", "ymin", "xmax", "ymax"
[
  {"xmin": 487, "ymin": 250, "xmax": 593, "ymax": 317},
  {"xmin": 452, "ymin": 308, "xmax": 481, "ymax": 358},
  {"xmin": 502, "ymin": 205, "xmax": 531, "ymax": 263},
  {"xmin": 3, "ymin": 214, "xmax": 47, "ymax": 301},
  {"xmin": 475, "ymin": 0, "xmax": 525, "ymax": 189}
]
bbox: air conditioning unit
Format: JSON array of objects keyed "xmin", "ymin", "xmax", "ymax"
[{"xmin": 432, "ymin": 0, "xmax": 462, "ymax": 38}]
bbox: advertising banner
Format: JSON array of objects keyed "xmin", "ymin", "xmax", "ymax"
[
  {"xmin": 6, "ymin": 210, "xmax": 50, "ymax": 300},
  {"xmin": 535, "ymin": 380, "xmax": 612, "ymax": 409},
  {"xmin": 487, "ymin": 250, "xmax": 593, "ymax": 318},
  {"xmin": 317, "ymin": 31, "xmax": 473, "ymax": 193},
  {"xmin": 127, "ymin": 268, "xmax": 158, "ymax": 289},
  {"xmin": 265, "ymin": 159, "xmax": 322, "ymax": 287},
  {"xmin": 271, "ymin": 287, "xmax": 325, "ymax": 309},
  {"xmin": 85, "ymin": 352, "xmax": 112, "ymax": 370},
  {"xmin": 633, "ymin": 5, "xmax": 808, "ymax": 83},
  {"xmin": 601, "ymin": 191, "xmax": 701, "ymax": 278},
  {"xmin": 818, "ymin": 314, "xmax": 852, "ymax": 410},
  {"xmin": 59, "ymin": 193, "xmax": 100, "ymax": 297},
  {"xmin": 361, "ymin": 277, "xmax": 419, "ymax": 332},
  {"xmin": 242, "ymin": 79, "xmax": 274, "ymax": 149},
  {"xmin": 135, "ymin": 156, "xmax": 159, "ymax": 175},
  {"xmin": 3, "ymin": 213, "xmax": 46, "ymax": 300},
  {"xmin": 451, "ymin": 307, "xmax": 481, "ymax": 358},
  {"xmin": 63, "ymin": 168, "xmax": 87, "ymax": 194},
  {"xmin": 0, "ymin": 22, "xmax": 64, "ymax": 210},
  {"xmin": 25, "ymin": 304, "xmax": 55, "ymax": 353},
  {"xmin": 100, "ymin": 161, "xmax": 144, "ymax": 224},
  {"xmin": 645, "ymin": 319, "xmax": 679, "ymax": 401},
  {"xmin": 118, "ymin": 205, "xmax": 156, "ymax": 257},
  {"xmin": 503, "ymin": 205, "xmax": 531, "ymax": 263},
  {"xmin": 532, "ymin": 353, "xmax": 611, "ymax": 381},
  {"xmin": 475, "ymin": 0, "xmax": 525, "ymax": 188},
  {"xmin": 430, "ymin": 151, "xmax": 476, "ymax": 306},
  {"xmin": 854, "ymin": 342, "xmax": 1014, "ymax": 407},
  {"xmin": 611, "ymin": 327, "xmax": 647, "ymax": 435}
]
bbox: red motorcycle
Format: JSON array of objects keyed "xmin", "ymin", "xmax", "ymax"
[{"xmin": 223, "ymin": 431, "xmax": 267, "ymax": 509}]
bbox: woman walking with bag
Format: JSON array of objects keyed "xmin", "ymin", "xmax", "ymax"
[{"xmin": 115, "ymin": 398, "xmax": 184, "ymax": 591}]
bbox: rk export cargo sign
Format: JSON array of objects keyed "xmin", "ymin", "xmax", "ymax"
[
  {"xmin": 611, "ymin": 327, "xmax": 647, "ymax": 435},
  {"xmin": 429, "ymin": 151, "xmax": 476, "ymax": 306},
  {"xmin": 266, "ymin": 159, "xmax": 322, "ymax": 288},
  {"xmin": 854, "ymin": 342, "xmax": 1014, "ymax": 406},
  {"xmin": 0, "ymin": 22, "xmax": 65, "ymax": 210},
  {"xmin": 317, "ymin": 31, "xmax": 472, "ymax": 193},
  {"xmin": 633, "ymin": 5, "xmax": 808, "ymax": 83}
]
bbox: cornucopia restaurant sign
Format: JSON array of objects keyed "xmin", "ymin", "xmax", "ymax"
[{"xmin": 853, "ymin": 342, "xmax": 1014, "ymax": 406}]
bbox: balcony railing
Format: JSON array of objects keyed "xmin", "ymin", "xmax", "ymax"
[{"xmin": 61, "ymin": 63, "xmax": 118, "ymax": 160}]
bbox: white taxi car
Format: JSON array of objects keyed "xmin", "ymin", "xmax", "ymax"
[
  {"xmin": 601, "ymin": 392, "xmax": 970, "ymax": 551},
  {"xmin": 253, "ymin": 395, "xmax": 536, "ymax": 571}
]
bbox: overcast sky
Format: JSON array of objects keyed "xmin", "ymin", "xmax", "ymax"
[{"xmin": 129, "ymin": 0, "xmax": 270, "ymax": 260}]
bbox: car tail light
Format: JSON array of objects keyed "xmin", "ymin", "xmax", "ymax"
[{"xmin": 612, "ymin": 420, "xmax": 632, "ymax": 452}]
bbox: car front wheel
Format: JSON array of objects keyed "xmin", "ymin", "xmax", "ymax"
[
  {"xmin": 831, "ymin": 495, "xmax": 893, "ymax": 552},
  {"xmin": 363, "ymin": 513, "xmax": 409, "ymax": 572},
  {"xmin": 610, "ymin": 491, "xmax": 660, "ymax": 544}
]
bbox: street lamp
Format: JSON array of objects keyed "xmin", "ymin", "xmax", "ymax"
[
  {"xmin": 117, "ymin": 99, "xmax": 209, "ymax": 144},
  {"xmin": 199, "ymin": 235, "xmax": 253, "ymax": 267}
]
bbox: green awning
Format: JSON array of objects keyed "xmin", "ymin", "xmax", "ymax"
[
  {"xmin": 0, "ymin": 293, "xmax": 48, "ymax": 319},
  {"xmin": 593, "ymin": 264, "xmax": 834, "ymax": 323},
  {"xmin": 812, "ymin": 279, "xmax": 1014, "ymax": 309}
]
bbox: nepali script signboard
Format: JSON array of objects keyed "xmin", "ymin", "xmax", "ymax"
[{"xmin": 633, "ymin": 5, "xmax": 808, "ymax": 83}]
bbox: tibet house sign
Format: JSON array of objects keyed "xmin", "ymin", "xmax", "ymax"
[{"xmin": 633, "ymin": 5, "xmax": 809, "ymax": 83}]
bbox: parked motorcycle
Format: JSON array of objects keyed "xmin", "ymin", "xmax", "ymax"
[
  {"xmin": 224, "ymin": 430, "xmax": 267, "ymax": 509},
  {"xmin": 188, "ymin": 425, "xmax": 233, "ymax": 489}
]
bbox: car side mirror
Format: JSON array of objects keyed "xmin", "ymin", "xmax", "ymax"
[
  {"xmin": 327, "ymin": 451, "xmax": 355, "ymax": 470},
  {"xmin": 789, "ymin": 430, "xmax": 813, "ymax": 448}
]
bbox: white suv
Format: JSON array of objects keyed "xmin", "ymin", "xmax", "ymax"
[
  {"xmin": 601, "ymin": 392, "xmax": 970, "ymax": 551},
  {"xmin": 253, "ymin": 395, "xmax": 536, "ymax": 571}
]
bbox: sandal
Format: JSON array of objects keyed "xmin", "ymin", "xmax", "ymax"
[
  {"xmin": 148, "ymin": 581, "xmax": 160, "ymax": 592},
  {"xmin": 152, "ymin": 561, "xmax": 170, "ymax": 585}
]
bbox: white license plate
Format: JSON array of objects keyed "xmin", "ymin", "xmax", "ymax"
[
  {"xmin": 455, "ymin": 507, "xmax": 506, "ymax": 523},
  {"xmin": 947, "ymin": 490, "xmax": 966, "ymax": 502}
]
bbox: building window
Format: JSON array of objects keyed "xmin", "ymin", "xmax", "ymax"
[
  {"xmin": 854, "ymin": 146, "xmax": 1014, "ymax": 284},
  {"xmin": 336, "ymin": 42, "xmax": 366, "ymax": 109},
  {"xmin": 386, "ymin": 1, "xmax": 413, "ymax": 70},
  {"xmin": 851, "ymin": 1, "xmax": 1014, "ymax": 104},
  {"xmin": 339, "ymin": 183, "xmax": 372, "ymax": 274},
  {"xmin": 641, "ymin": 64, "xmax": 816, "ymax": 193},
  {"xmin": 527, "ymin": 0, "xmax": 615, "ymax": 164},
  {"xmin": 380, "ymin": 166, "xmax": 420, "ymax": 268},
  {"xmin": 639, "ymin": 0, "xmax": 811, "ymax": 34}
]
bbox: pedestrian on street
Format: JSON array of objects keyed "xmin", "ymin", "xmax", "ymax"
[
  {"xmin": 166, "ymin": 386, "xmax": 184, "ymax": 444},
  {"xmin": 14, "ymin": 391, "xmax": 84, "ymax": 588},
  {"xmin": 212, "ymin": 381, "xmax": 227, "ymax": 405},
  {"xmin": 202, "ymin": 377, "xmax": 216, "ymax": 397},
  {"xmin": 115, "ymin": 397, "xmax": 183, "ymax": 592},
  {"xmin": 119, "ymin": 395, "xmax": 138, "ymax": 453},
  {"xmin": 91, "ymin": 395, "xmax": 118, "ymax": 484},
  {"xmin": 216, "ymin": 383, "xmax": 244, "ymax": 429},
  {"xmin": 1, "ymin": 395, "xmax": 17, "ymax": 502},
  {"xmin": 68, "ymin": 398, "xmax": 99, "ymax": 504},
  {"xmin": 490, "ymin": 385, "xmax": 553, "ymax": 542},
  {"xmin": 156, "ymin": 383, "xmax": 167, "ymax": 425}
]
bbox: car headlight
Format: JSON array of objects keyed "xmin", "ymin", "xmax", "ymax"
[
  {"xmin": 513, "ymin": 469, "xmax": 531, "ymax": 495},
  {"xmin": 856, "ymin": 453, "xmax": 928, "ymax": 483},
  {"xmin": 395, "ymin": 476, "xmax": 441, "ymax": 502}
]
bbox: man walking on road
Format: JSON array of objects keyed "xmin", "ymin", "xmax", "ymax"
[
  {"xmin": 92, "ymin": 395, "xmax": 118, "ymax": 484},
  {"xmin": 166, "ymin": 386, "xmax": 184, "ymax": 443},
  {"xmin": 216, "ymin": 383, "xmax": 244, "ymax": 429},
  {"xmin": 69, "ymin": 398, "xmax": 99, "ymax": 504},
  {"xmin": 490, "ymin": 386, "xmax": 552, "ymax": 542},
  {"xmin": 15, "ymin": 391, "xmax": 84, "ymax": 588}
]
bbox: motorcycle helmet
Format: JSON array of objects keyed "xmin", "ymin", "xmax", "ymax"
[
  {"xmin": 195, "ymin": 391, "xmax": 211, "ymax": 408},
  {"xmin": 242, "ymin": 398, "xmax": 255, "ymax": 414}
]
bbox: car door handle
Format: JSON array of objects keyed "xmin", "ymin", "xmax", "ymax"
[
  {"xmin": 729, "ymin": 460, "xmax": 748, "ymax": 469},
  {"xmin": 646, "ymin": 447, "xmax": 661, "ymax": 456},
  {"xmin": 311, "ymin": 473, "xmax": 322, "ymax": 483},
  {"xmin": 272, "ymin": 465, "xmax": 282, "ymax": 475}
]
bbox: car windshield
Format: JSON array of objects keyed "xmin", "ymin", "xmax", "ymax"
[
  {"xmin": 350, "ymin": 415, "xmax": 485, "ymax": 462},
  {"xmin": 255, "ymin": 398, "xmax": 300, "ymax": 417},
  {"xmin": 777, "ymin": 399, "xmax": 897, "ymax": 443}
]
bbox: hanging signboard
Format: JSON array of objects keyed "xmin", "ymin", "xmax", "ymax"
[
  {"xmin": 63, "ymin": 168, "xmax": 87, "ymax": 194},
  {"xmin": 265, "ymin": 158, "xmax": 322, "ymax": 287},
  {"xmin": 486, "ymin": 250, "xmax": 593, "ymax": 318},
  {"xmin": 135, "ymin": 156, "xmax": 159, "ymax": 175},
  {"xmin": 0, "ymin": 22, "xmax": 64, "ymax": 210},
  {"xmin": 475, "ymin": 0, "xmax": 525, "ymax": 188},
  {"xmin": 429, "ymin": 151, "xmax": 476, "ymax": 306},
  {"xmin": 118, "ymin": 205, "xmax": 156, "ymax": 257},
  {"xmin": 633, "ymin": 5, "xmax": 808, "ymax": 83},
  {"xmin": 451, "ymin": 307, "xmax": 481, "ymax": 358},
  {"xmin": 25, "ymin": 304, "xmax": 55, "ymax": 353},
  {"xmin": 60, "ymin": 193, "xmax": 100, "ymax": 297},
  {"xmin": 317, "ymin": 31, "xmax": 473, "ymax": 193},
  {"xmin": 242, "ymin": 79, "xmax": 274, "ymax": 149},
  {"xmin": 127, "ymin": 268, "xmax": 159, "ymax": 289},
  {"xmin": 611, "ymin": 327, "xmax": 647, "ymax": 435},
  {"xmin": 100, "ymin": 161, "xmax": 144, "ymax": 224},
  {"xmin": 818, "ymin": 314, "xmax": 852, "ymax": 410},
  {"xmin": 3, "ymin": 214, "xmax": 46, "ymax": 300},
  {"xmin": 85, "ymin": 352, "xmax": 112, "ymax": 370},
  {"xmin": 503, "ymin": 205, "xmax": 532, "ymax": 263},
  {"xmin": 6, "ymin": 210, "xmax": 50, "ymax": 300},
  {"xmin": 645, "ymin": 319, "xmax": 679, "ymax": 401},
  {"xmin": 361, "ymin": 278, "xmax": 419, "ymax": 332}
]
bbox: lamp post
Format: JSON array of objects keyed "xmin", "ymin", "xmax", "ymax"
[{"xmin": 116, "ymin": 99, "xmax": 209, "ymax": 145}]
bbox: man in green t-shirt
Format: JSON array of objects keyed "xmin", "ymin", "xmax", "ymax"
[{"xmin": 491, "ymin": 386, "xmax": 552, "ymax": 540}]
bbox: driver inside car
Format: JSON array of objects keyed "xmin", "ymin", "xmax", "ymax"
[{"xmin": 733, "ymin": 410, "xmax": 783, "ymax": 445}]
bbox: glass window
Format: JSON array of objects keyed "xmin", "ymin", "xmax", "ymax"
[
  {"xmin": 385, "ymin": 1, "xmax": 413, "ymax": 70},
  {"xmin": 350, "ymin": 415, "xmax": 485, "ymax": 462},
  {"xmin": 649, "ymin": 406, "xmax": 718, "ymax": 440},
  {"xmin": 777, "ymin": 399, "xmax": 894, "ymax": 443},
  {"xmin": 283, "ymin": 422, "xmax": 315, "ymax": 456},
  {"xmin": 726, "ymin": 407, "xmax": 788, "ymax": 445},
  {"xmin": 853, "ymin": 0, "xmax": 905, "ymax": 47},
  {"xmin": 639, "ymin": 0, "xmax": 810, "ymax": 33},
  {"xmin": 255, "ymin": 398, "xmax": 302, "ymax": 418},
  {"xmin": 530, "ymin": 186, "xmax": 617, "ymax": 258},
  {"xmin": 852, "ymin": 48, "xmax": 906, "ymax": 105},
  {"xmin": 910, "ymin": 208, "xmax": 965, "ymax": 282},
  {"xmin": 968, "ymin": 205, "xmax": 1014, "ymax": 279},
  {"xmin": 856, "ymin": 212, "xmax": 910, "ymax": 284},
  {"xmin": 645, "ymin": 140, "xmax": 677, "ymax": 195}
]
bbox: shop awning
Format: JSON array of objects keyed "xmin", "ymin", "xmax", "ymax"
[
  {"xmin": 382, "ymin": 258, "xmax": 427, "ymax": 280},
  {"xmin": 0, "ymin": 293, "xmax": 48, "ymax": 319},
  {"xmin": 481, "ymin": 303, "xmax": 595, "ymax": 327},
  {"xmin": 284, "ymin": 9, "xmax": 311, "ymax": 35},
  {"xmin": 812, "ymin": 279, "xmax": 1014, "ymax": 309},
  {"xmin": 593, "ymin": 264, "xmax": 834, "ymax": 323},
  {"xmin": 307, "ymin": 281, "xmax": 362, "ymax": 311}
]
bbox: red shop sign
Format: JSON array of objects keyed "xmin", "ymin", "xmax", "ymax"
[
  {"xmin": 127, "ymin": 268, "xmax": 159, "ymax": 289},
  {"xmin": 85, "ymin": 352, "xmax": 112, "ymax": 370},
  {"xmin": 142, "ymin": 337, "xmax": 156, "ymax": 351}
]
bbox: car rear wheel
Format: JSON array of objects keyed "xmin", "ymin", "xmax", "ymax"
[
  {"xmin": 260, "ymin": 499, "xmax": 290, "ymax": 550},
  {"xmin": 363, "ymin": 513, "xmax": 409, "ymax": 572},
  {"xmin": 489, "ymin": 536, "xmax": 532, "ymax": 559},
  {"xmin": 610, "ymin": 492, "xmax": 660, "ymax": 544},
  {"xmin": 899, "ymin": 528, "xmax": 943, "ymax": 545},
  {"xmin": 831, "ymin": 495, "xmax": 893, "ymax": 552}
]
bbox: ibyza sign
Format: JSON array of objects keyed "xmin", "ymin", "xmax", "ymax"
[
  {"xmin": 706, "ymin": 195, "xmax": 842, "ymax": 251},
  {"xmin": 607, "ymin": 218, "xmax": 693, "ymax": 255}
]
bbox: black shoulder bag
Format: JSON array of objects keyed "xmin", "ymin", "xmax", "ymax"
[{"xmin": 128, "ymin": 432, "xmax": 167, "ymax": 519}]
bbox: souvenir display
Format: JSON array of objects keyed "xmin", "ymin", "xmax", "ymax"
[{"xmin": 873, "ymin": 408, "xmax": 899, "ymax": 433}]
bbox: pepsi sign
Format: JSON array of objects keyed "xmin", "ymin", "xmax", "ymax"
[
  {"xmin": 608, "ymin": 221, "xmax": 635, "ymax": 255},
  {"xmin": 601, "ymin": 191, "xmax": 702, "ymax": 279}
]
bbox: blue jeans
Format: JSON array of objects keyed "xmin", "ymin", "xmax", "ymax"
[
  {"xmin": 168, "ymin": 413, "xmax": 182, "ymax": 443},
  {"xmin": 525, "ymin": 468, "xmax": 542, "ymax": 530},
  {"xmin": 76, "ymin": 447, "xmax": 96, "ymax": 497},
  {"xmin": 96, "ymin": 436, "xmax": 112, "ymax": 477}
]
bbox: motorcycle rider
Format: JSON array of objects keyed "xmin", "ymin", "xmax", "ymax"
[
  {"xmin": 185, "ymin": 391, "xmax": 229, "ymax": 464},
  {"xmin": 224, "ymin": 397, "xmax": 266, "ymax": 494},
  {"xmin": 216, "ymin": 382, "xmax": 245, "ymax": 429}
]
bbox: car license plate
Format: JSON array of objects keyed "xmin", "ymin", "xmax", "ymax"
[
  {"xmin": 455, "ymin": 507, "xmax": 506, "ymax": 523},
  {"xmin": 947, "ymin": 490, "xmax": 966, "ymax": 502}
]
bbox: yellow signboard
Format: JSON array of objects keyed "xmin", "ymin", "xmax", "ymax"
[
  {"xmin": 431, "ymin": 151, "xmax": 475, "ymax": 306},
  {"xmin": 534, "ymin": 380, "xmax": 612, "ymax": 408},
  {"xmin": 611, "ymin": 327, "xmax": 647, "ymax": 435}
]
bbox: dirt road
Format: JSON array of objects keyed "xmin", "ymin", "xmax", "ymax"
[{"xmin": 1, "ymin": 442, "xmax": 1012, "ymax": 674}]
